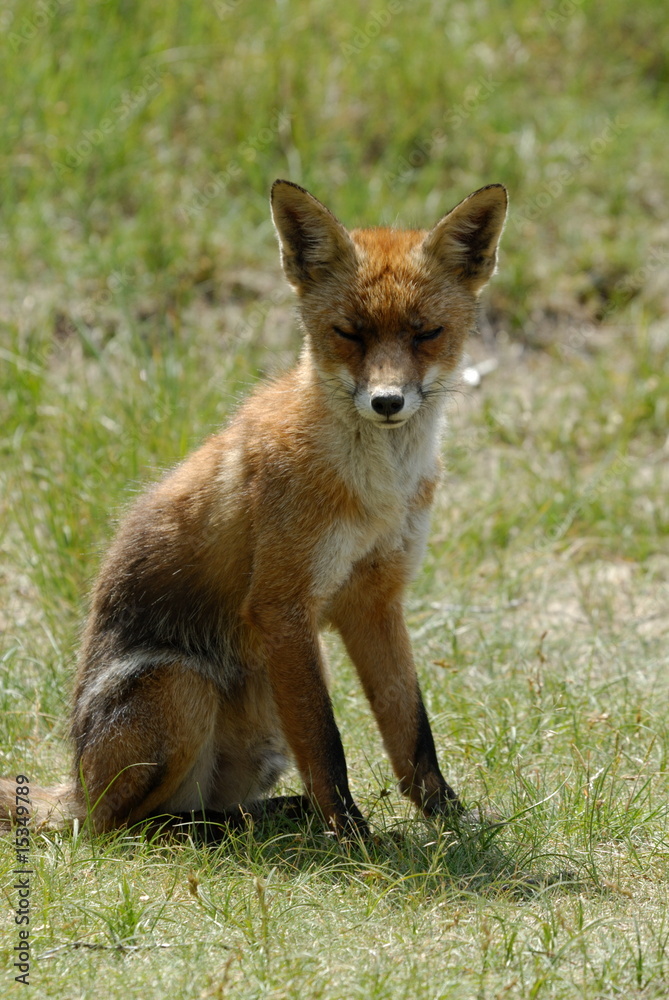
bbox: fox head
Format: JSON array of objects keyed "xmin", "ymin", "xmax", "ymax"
[{"xmin": 271, "ymin": 179, "xmax": 507, "ymax": 428}]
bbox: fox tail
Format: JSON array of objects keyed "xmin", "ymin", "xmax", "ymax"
[{"xmin": 0, "ymin": 777, "xmax": 84, "ymax": 833}]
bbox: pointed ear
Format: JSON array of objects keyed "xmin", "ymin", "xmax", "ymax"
[
  {"xmin": 271, "ymin": 180, "xmax": 357, "ymax": 290},
  {"xmin": 421, "ymin": 184, "xmax": 508, "ymax": 293}
]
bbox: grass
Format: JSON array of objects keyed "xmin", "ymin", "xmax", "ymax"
[{"xmin": 1, "ymin": 0, "xmax": 669, "ymax": 996}]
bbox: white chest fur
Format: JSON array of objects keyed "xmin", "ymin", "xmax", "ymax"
[{"xmin": 310, "ymin": 405, "xmax": 444, "ymax": 600}]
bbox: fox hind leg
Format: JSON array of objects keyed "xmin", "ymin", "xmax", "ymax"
[{"xmin": 71, "ymin": 664, "xmax": 219, "ymax": 831}]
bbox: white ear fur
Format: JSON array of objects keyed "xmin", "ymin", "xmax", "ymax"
[{"xmin": 421, "ymin": 184, "xmax": 508, "ymax": 292}]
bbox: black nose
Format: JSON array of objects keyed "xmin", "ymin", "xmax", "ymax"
[{"xmin": 371, "ymin": 392, "xmax": 404, "ymax": 416}]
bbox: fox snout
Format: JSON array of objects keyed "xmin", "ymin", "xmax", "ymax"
[
  {"xmin": 354, "ymin": 379, "xmax": 424, "ymax": 427},
  {"xmin": 371, "ymin": 390, "xmax": 404, "ymax": 417}
]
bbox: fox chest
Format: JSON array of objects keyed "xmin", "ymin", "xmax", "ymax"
[{"xmin": 310, "ymin": 477, "xmax": 435, "ymax": 602}]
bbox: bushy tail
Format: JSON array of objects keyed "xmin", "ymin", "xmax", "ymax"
[{"xmin": 0, "ymin": 777, "xmax": 85, "ymax": 833}]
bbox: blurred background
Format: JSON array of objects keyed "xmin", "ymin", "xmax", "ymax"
[{"xmin": 2, "ymin": 0, "xmax": 668, "ymax": 343}]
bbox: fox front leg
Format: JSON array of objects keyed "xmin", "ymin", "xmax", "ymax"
[
  {"xmin": 329, "ymin": 555, "xmax": 461, "ymax": 818},
  {"xmin": 243, "ymin": 598, "xmax": 369, "ymax": 838}
]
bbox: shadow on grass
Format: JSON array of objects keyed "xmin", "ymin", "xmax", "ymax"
[{"xmin": 121, "ymin": 798, "xmax": 585, "ymax": 902}]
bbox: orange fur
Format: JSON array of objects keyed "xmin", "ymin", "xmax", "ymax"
[{"xmin": 1, "ymin": 180, "xmax": 507, "ymax": 838}]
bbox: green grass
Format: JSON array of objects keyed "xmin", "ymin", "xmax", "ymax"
[{"xmin": 2, "ymin": 0, "xmax": 669, "ymax": 996}]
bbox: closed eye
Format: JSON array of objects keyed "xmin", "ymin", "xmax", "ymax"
[
  {"xmin": 334, "ymin": 326, "xmax": 364, "ymax": 344},
  {"xmin": 413, "ymin": 326, "xmax": 444, "ymax": 344}
]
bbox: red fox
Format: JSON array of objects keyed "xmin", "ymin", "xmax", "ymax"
[{"xmin": 1, "ymin": 180, "xmax": 507, "ymax": 838}]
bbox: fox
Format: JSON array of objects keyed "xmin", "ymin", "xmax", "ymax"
[{"xmin": 0, "ymin": 179, "xmax": 507, "ymax": 839}]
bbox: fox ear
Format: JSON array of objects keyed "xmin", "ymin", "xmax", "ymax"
[
  {"xmin": 421, "ymin": 184, "xmax": 508, "ymax": 293},
  {"xmin": 271, "ymin": 180, "xmax": 357, "ymax": 290}
]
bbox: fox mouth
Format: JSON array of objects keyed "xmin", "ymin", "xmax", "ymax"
[
  {"xmin": 363, "ymin": 412, "xmax": 411, "ymax": 428},
  {"xmin": 355, "ymin": 405, "xmax": 415, "ymax": 428}
]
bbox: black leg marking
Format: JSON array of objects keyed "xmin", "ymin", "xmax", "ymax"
[{"xmin": 414, "ymin": 689, "xmax": 462, "ymax": 815}]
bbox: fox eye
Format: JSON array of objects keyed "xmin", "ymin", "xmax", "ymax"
[
  {"xmin": 413, "ymin": 326, "xmax": 444, "ymax": 344},
  {"xmin": 334, "ymin": 326, "xmax": 364, "ymax": 344}
]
